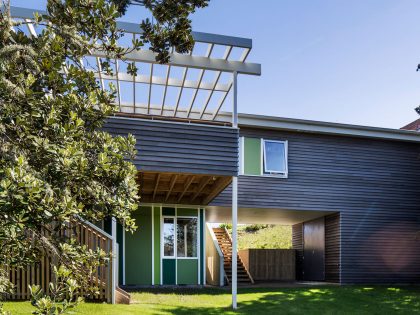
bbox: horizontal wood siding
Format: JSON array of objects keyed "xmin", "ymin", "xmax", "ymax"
[
  {"xmin": 213, "ymin": 127, "xmax": 420, "ymax": 284},
  {"xmin": 292, "ymin": 223, "xmax": 304, "ymax": 281},
  {"xmin": 104, "ymin": 117, "xmax": 238, "ymax": 176},
  {"xmin": 325, "ymin": 213, "xmax": 340, "ymax": 283}
]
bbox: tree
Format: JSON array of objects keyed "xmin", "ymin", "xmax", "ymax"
[{"xmin": 0, "ymin": 0, "xmax": 208, "ymax": 313}]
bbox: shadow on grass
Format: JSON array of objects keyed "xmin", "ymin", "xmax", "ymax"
[{"xmin": 131, "ymin": 286, "xmax": 420, "ymax": 315}]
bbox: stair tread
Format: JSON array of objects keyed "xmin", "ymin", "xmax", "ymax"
[{"xmin": 213, "ymin": 228, "xmax": 253, "ymax": 285}]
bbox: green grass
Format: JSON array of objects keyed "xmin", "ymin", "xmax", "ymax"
[
  {"xmin": 4, "ymin": 286, "xmax": 420, "ymax": 314},
  {"xmin": 229, "ymin": 225, "xmax": 292, "ymax": 250}
]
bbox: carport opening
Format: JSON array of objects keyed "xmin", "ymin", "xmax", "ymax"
[
  {"xmin": 205, "ymin": 208, "xmax": 340, "ymax": 285},
  {"xmin": 219, "ymin": 223, "xmax": 292, "ymax": 250}
]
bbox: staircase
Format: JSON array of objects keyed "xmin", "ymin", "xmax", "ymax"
[{"xmin": 213, "ymin": 228, "xmax": 254, "ymax": 285}]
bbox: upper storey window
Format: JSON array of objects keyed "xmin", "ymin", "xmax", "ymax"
[{"xmin": 239, "ymin": 137, "xmax": 288, "ymax": 178}]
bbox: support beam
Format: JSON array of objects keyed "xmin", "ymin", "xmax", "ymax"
[
  {"xmin": 152, "ymin": 173, "xmax": 161, "ymax": 200},
  {"xmin": 92, "ymin": 49, "xmax": 261, "ymax": 75},
  {"xmin": 231, "ymin": 69, "xmax": 238, "ymax": 310},
  {"xmin": 202, "ymin": 177, "xmax": 232, "ymax": 205},
  {"xmin": 191, "ymin": 176, "xmax": 212, "ymax": 201},
  {"xmin": 165, "ymin": 174, "xmax": 178, "ymax": 201},
  {"xmin": 232, "ymin": 71, "xmax": 238, "ymax": 128},
  {"xmin": 177, "ymin": 175, "xmax": 195, "ymax": 202},
  {"xmin": 231, "ymin": 176, "xmax": 238, "ymax": 309}
]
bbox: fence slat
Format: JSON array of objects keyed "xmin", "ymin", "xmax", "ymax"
[{"xmin": 3, "ymin": 219, "xmax": 113, "ymax": 302}]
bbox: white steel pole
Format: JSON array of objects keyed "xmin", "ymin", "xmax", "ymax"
[
  {"xmin": 232, "ymin": 71, "xmax": 238, "ymax": 128},
  {"xmin": 111, "ymin": 217, "xmax": 117, "ymax": 304},
  {"xmin": 232, "ymin": 70, "xmax": 238, "ymax": 309},
  {"xmin": 232, "ymin": 176, "xmax": 238, "ymax": 309}
]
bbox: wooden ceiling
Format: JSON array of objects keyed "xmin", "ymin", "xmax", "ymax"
[{"xmin": 138, "ymin": 171, "xmax": 232, "ymax": 205}]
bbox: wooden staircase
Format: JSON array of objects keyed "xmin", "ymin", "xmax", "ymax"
[{"xmin": 213, "ymin": 228, "xmax": 254, "ymax": 285}]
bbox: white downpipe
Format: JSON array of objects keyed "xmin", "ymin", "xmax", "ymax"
[{"xmin": 111, "ymin": 217, "xmax": 117, "ymax": 304}]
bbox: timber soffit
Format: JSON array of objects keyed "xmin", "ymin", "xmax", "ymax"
[{"xmin": 10, "ymin": 6, "xmax": 261, "ymax": 123}]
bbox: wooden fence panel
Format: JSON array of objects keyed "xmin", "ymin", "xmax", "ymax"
[
  {"xmin": 3, "ymin": 219, "xmax": 113, "ymax": 302},
  {"xmin": 239, "ymin": 249, "xmax": 296, "ymax": 281}
]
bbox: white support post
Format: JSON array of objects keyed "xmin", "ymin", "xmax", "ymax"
[
  {"xmin": 111, "ymin": 217, "xmax": 117, "ymax": 304},
  {"xmin": 232, "ymin": 176, "xmax": 238, "ymax": 309},
  {"xmin": 231, "ymin": 70, "xmax": 238, "ymax": 310}
]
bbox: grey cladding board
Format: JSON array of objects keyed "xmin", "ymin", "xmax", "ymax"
[
  {"xmin": 104, "ymin": 117, "xmax": 239, "ymax": 176},
  {"xmin": 212, "ymin": 127, "xmax": 420, "ymax": 284}
]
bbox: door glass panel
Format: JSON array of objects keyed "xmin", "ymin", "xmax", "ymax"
[
  {"xmin": 177, "ymin": 218, "xmax": 198, "ymax": 257},
  {"xmin": 163, "ymin": 218, "xmax": 175, "ymax": 257}
]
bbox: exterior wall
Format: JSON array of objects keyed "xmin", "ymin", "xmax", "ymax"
[
  {"xmin": 213, "ymin": 127, "xmax": 420, "ymax": 284},
  {"xmin": 125, "ymin": 206, "xmax": 153, "ymax": 285},
  {"xmin": 123, "ymin": 205, "xmax": 205, "ymax": 286},
  {"xmin": 104, "ymin": 117, "xmax": 239, "ymax": 176},
  {"xmin": 292, "ymin": 223, "xmax": 303, "ymax": 281},
  {"xmin": 205, "ymin": 224, "xmax": 224, "ymax": 286},
  {"xmin": 325, "ymin": 213, "xmax": 340, "ymax": 283}
]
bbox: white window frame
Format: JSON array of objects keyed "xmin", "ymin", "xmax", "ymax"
[
  {"xmin": 161, "ymin": 214, "xmax": 199, "ymax": 260},
  {"xmin": 162, "ymin": 216, "xmax": 176, "ymax": 258},
  {"xmin": 239, "ymin": 137, "xmax": 289, "ymax": 178},
  {"xmin": 176, "ymin": 216, "xmax": 199, "ymax": 259},
  {"xmin": 262, "ymin": 139, "xmax": 288, "ymax": 177}
]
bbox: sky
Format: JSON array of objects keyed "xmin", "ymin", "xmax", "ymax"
[{"xmin": 10, "ymin": 0, "xmax": 420, "ymax": 128}]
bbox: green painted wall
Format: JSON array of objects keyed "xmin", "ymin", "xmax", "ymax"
[
  {"xmin": 125, "ymin": 206, "xmax": 152, "ymax": 285},
  {"xmin": 162, "ymin": 207, "xmax": 175, "ymax": 216},
  {"xmin": 244, "ymin": 137, "xmax": 261, "ymax": 175},
  {"xmin": 153, "ymin": 206, "xmax": 160, "ymax": 285},
  {"xmin": 177, "ymin": 208, "xmax": 198, "ymax": 217},
  {"xmin": 117, "ymin": 222, "xmax": 124, "ymax": 284},
  {"xmin": 162, "ymin": 259, "xmax": 176, "ymax": 285},
  {"xmin": 177, "ymin": 259, "xmax": 198, "ymax": 284}
]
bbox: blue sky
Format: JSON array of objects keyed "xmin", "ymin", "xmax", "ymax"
[{"xmin": 10, "ymin": 0, "xmax": 420, "ymax": 128}]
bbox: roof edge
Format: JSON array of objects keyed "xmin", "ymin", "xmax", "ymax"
[{"xmin": 215, "ymin": 112, "xmax": 420, "ymax": 143}]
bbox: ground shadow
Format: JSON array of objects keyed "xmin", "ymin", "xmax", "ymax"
[{"xmin": 130, "ymin": 286, "xmax": 420, "ymax": 315}]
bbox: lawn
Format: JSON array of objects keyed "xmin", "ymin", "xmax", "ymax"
[{"xmin": 4, "ymin": 286, "xmax": 420, "ymax": 314}]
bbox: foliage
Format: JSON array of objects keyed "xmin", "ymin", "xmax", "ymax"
[
  {"xmin": 237, "ymin": 225, "xmax": 292, "ymax": 250},
  {"xmin": 219, "ymin": 223, "xmax": 232, "ymax": 230},
  {"xmin": 29, "ymin": 266, "xmax": 82, "ymax": 315},
  {"xmin": 112, "ymin": 0, "xmax": 210, "ymax": 63},
  {"xmin": 243, "ymin": 224, "xmax": 269, "ymax": 233},
  {"xmin": 0, "ymin": 269, "xmax": 13, "ymax": 315},
  {"xmin": 0, "ymin": 0, "xmax": 208, "ymax": 313},
  {"xmin": 220, "ymin": 224, "xmax": 292, "ymax": 250}
]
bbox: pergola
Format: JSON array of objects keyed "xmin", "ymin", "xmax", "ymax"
[
  {"xmin": 11, "ymin": 6, "xmax": 261, "ymax": 124},
  {"xmin": 10, "ymin": 5, "xmax": 262, "ymax": 308}
]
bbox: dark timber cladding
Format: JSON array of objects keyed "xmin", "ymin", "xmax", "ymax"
[
  {"xmin": 104, "ymin": 117, "xmax": 238, "ymax": 204},
  {"xmin": 292, "ymin": 223, "xmax": 303, "ymax": 281},
  {"xmin": 104, "ymin": 117, "xmax": 239, "ymax": 175},
  {"xmin": 212, "ymin": 127, "xmax": 420, "ymax": 284},
  {"xmin": 325, "ymin": 213, "xmax": 340, "ymax": 283}
]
